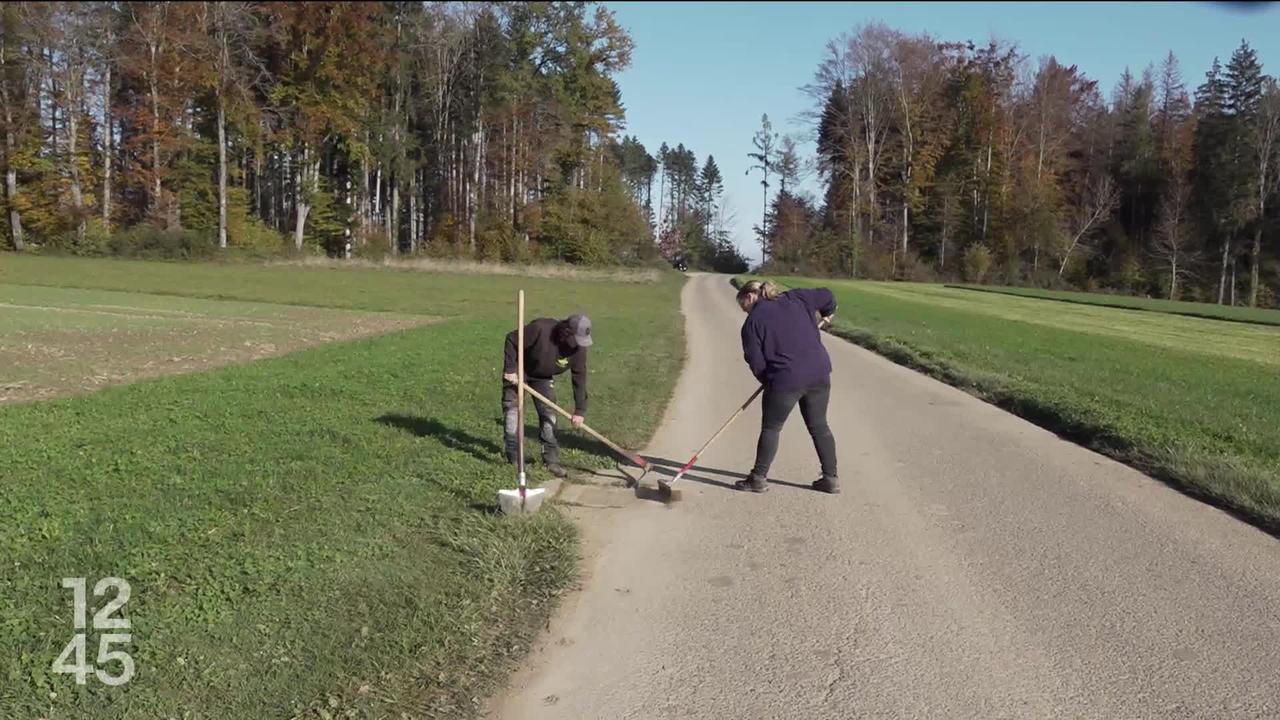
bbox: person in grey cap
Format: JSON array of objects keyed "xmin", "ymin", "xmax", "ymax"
[{"xmin": 501, "ymin": 314, "xmax": 592, "ymax": 478}]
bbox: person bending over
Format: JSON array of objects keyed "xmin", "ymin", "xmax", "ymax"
[
  {"xmin": 735, "ymin": 280, "xmax": 839, "ymax": 494},
  {"xmin": 502, "ymin": 314, "xmax": 592, "ymax": 478}
]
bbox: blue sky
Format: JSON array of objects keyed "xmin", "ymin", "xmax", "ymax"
[{"xmin": 606, "ymin": 1, "xmax": 1280, "ymax": 263}]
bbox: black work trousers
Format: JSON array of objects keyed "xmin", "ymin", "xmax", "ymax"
[{"xmin": 750, "ymin": 381, "xmax": 837, "ymax": 480}]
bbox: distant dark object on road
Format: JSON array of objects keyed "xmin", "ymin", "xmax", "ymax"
[{"xmin": 672, "ymin": 255, "xmax": 689, "ymax": 272}]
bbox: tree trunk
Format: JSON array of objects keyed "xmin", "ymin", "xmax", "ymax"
[
  {"xmin": 516, "ymin": 118, "xmax": 524, "ymax": 220},
  {"xmin": 1250, "ymin": 226, "xmax": 1262, "ymax": 307},
  {"xmin": 409, "ymin": 169, "xmax": 418, "ymax": 254},
  {"xmin": 0, "ymin": 27, "xmax": 23, "ymax": 250},
  {"xmin": 645, "ymin": 171, "xmax": 654, "ymax": 239},
  {"xmin": 850, "ymin": 208, "xmax": 859, "ymax": 278},
  {"xmin": 1230, "ymin": 259, "xmax": 1237, "ymax": 306},
  {"xmin": 266, "ymin": 153, "xmax": 275, "ymax": 228},
  {"xmin": 4, "ymin": 162, "xmax": 20, "ymax": 250},
  {"xmin": 447, "ymin": 126, "xmax": 454, "ymax": 216},
  {"xmin": 2, "ymin": 105, "xmax": 23, "ymax": 251},
  {"xmin": 217, "ymin": 94, "xmax": 228, "ymax": 249},
  {"xmin": 898, "ymin": 76, "xmax": 913, "ymax": 257},
  {"xmin": 149, "ymin": 43, "xmax": 162, "ymax": 217},
  {"xmin": 68, "ymin": 109, "xmax": 85, "ymax": 243},
  {"xmin": 864, "ymin": 120, "xmax": 878, "ymax": 241},
  {"xmin": 390, "ymin": 177, "xmax": 399, "ymax": 254},
  {"xmin": 508, "ymin": 116, "xmax": 516, "ymax": 223},
  {"xmin": 940, "ymin": 197, "xmax": 950, "ymax": 271},
  {"xmin": 657, "ymin": 168, "xmax": 665, "ymax": 234},
  {"xmin": 293, "ymin": 146, "xmax": 311, "ymax": 251},
  {"xmin": 1169, "ymin": 258, "xmax": 1178, "ymax": 301},
  {"xmin": 470, "ymin": 121, "xmax": 481, "ymax": 251},
  {"xmin": 102, "ymin": 57, "xmax": 112, "ymax": 231},
  {"xmin": 373, "ymin": 162, "xmax": 382, "ymax": 229},
  {"xmin": 254, "ymin": 145, "xmax": 263, "ymax": 220},
  {"xmin": 761, "ymin": 181, "xmax": 768, "ymax": 259},
  {"xmin": 901, "ymin": 201, "xmax": 908, "ymax": 258},
  {"xmin": 1217, "ymin": 239, "xmax": 1231, "ymax": 305},
  {"xmin": 361, "ymin": 148, "xmax": 370, "ymax": 239},
  {"xmin": 982, "ymin": 139, "xmax": 993, "ymax": 242}
]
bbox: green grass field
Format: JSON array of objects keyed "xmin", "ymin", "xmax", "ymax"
[
  {"xmin": 0, "ymin": 255, "xmax": 685, "ymax": 718},
  {"xmin": 949, "ymin": 284, "xmax": 1280, "ymax": 327},
  {"xmin": 780, "ymin": 279, "xmax": 1280, "ymax": 529}
]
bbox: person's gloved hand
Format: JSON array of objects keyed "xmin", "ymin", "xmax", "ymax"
[
  {"xmin": 503, "ymin": 372, "xmax": 518, "ymax": 385},
  {"xmin": 571, "ymin": 415, "xmax": 585, "ymax": 428}
]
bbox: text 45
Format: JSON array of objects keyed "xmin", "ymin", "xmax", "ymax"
[{"xmin": 52, "ymin": 578, "xmax": 134, "ymax": 687}]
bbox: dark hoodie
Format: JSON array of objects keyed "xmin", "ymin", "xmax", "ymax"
[
  {"xmin": 504, "ymin": 318, "xmax": 588, "ymax": 415},
  {"xmin": 740, "ymin": 288, "xmax": 837, "ymax": 392}
]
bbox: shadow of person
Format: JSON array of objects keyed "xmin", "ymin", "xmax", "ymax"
[{"xmin": 376, "ymin": 414, "xmax": 502, "ymax": 464}]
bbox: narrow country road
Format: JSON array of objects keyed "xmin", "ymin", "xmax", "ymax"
[{"xmin": 491, "ymin": 273, "xmax": 1280, "ymax": 719}]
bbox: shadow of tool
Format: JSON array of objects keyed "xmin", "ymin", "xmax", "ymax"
[
  {"xmin": 635, "ymin": 456, "xmax": 736, "ymax": 493},
  {"xmin": 640, "ymin": 456, "xmax": 817, "ymax": 493}
]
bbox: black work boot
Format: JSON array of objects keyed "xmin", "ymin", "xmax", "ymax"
[
  {"xmin": 545, "ymin": 462, "xmax": 568, "ymax": 479},
  {"xmin": 734, "ymin": 472, "xmax": 769, "ymax": 493},
  {"xmin": 811, "ymin": 475, "xmax": 840, "ymax": 494}
]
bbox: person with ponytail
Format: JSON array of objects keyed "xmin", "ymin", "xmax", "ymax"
[{"xmin": 734, "ymin": 280, "xmax": 840, "ymax": 494}]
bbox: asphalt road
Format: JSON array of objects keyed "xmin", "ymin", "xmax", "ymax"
[{"xmin": 491, "ymin": 273, "xmax": 1280, "ymax": 719}]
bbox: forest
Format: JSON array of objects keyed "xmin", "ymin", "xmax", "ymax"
[
  {"xmin": 755, "ymin": 23, "xmax": 1279, "ymax": 306},
  {"xmin": 4, "ymin": 6, "xmax": 1278, "ymax": 303},
  {"xmin": 0, "ymin": 1, "xmax": 749, "ymax": 269}
]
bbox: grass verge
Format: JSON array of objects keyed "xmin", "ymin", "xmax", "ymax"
[
  {"xmin": 0, "ymin": 257, "xmax": 685, "ymax": 718},
  {"xmin": 948, "ymin": 283, "xmax": 1280, "ymax": 327},
  {"xmin": 759, "ymin": 277, "xmax": 1280, "ymax": 532}
]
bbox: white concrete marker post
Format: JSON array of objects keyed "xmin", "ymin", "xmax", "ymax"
[{"xmin": 499, "ymin": 289, "xmax": 546, "ymax": 515}]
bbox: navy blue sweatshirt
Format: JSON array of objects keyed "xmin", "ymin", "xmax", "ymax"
[{"xmin": 740, "ymin": 288, "xmax": 837, "ymax": 392}]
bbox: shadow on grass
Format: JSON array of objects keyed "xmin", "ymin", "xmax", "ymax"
[
  {"xmin": 468, "ymin": 501, "xmax": 503, "ymax": 516},
  {"xmin": 377, "ymin": 414, "xmax": 503, "ymax": 463},
  {"xmin": 380, "ymin": 416, "xmax": 826, "ymax": 500},
  {"xmin": 477, "ymin": 416, "xmax": 622, "ymax": 460}
]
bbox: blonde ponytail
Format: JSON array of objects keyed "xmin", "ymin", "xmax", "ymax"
[{"xmin": 737, "ymin": 279, "xmax": 780, "ymax": 303}]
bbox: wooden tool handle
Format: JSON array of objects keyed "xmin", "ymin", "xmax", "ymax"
[
  {"xmin": 521, "ymin": 383, "xmax": 648, "ymax": 468},
  {"xmin": 517, "ymin": 290, "xmax": 525, "ymax": 492},
  {"xmin": 693, "ymin": 385, "xmax": 764, "ymax": 457}
]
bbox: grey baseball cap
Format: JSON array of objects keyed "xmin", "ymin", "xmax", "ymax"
[{"xmin": 567, "ymin": 314, "xmax": 593, "ymax": 347}]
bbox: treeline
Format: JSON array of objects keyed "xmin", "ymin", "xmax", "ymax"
[
  {"xmin": 614, "ymin": 136, "xmax": 749, "ymax": 274},
  {"xmin": 0, "ymin": 1, "xmax": 662, "ymax": 265},
  {"xmin": 759, "ymin": 23, "xmax": 1280, "ymax": 307}
]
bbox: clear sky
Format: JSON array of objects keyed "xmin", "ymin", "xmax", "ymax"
[{"xmin": 606, "ymin": 1, "xmax": 1280, "ymax": 264}]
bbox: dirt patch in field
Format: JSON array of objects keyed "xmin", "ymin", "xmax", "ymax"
[
  {"xmin": 1, "ymin": 300, "xmax": 435, "ymax": 404},
  {"xmin": 267, "ymin": 256, "xmax": 665, "ymax": 283}
]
